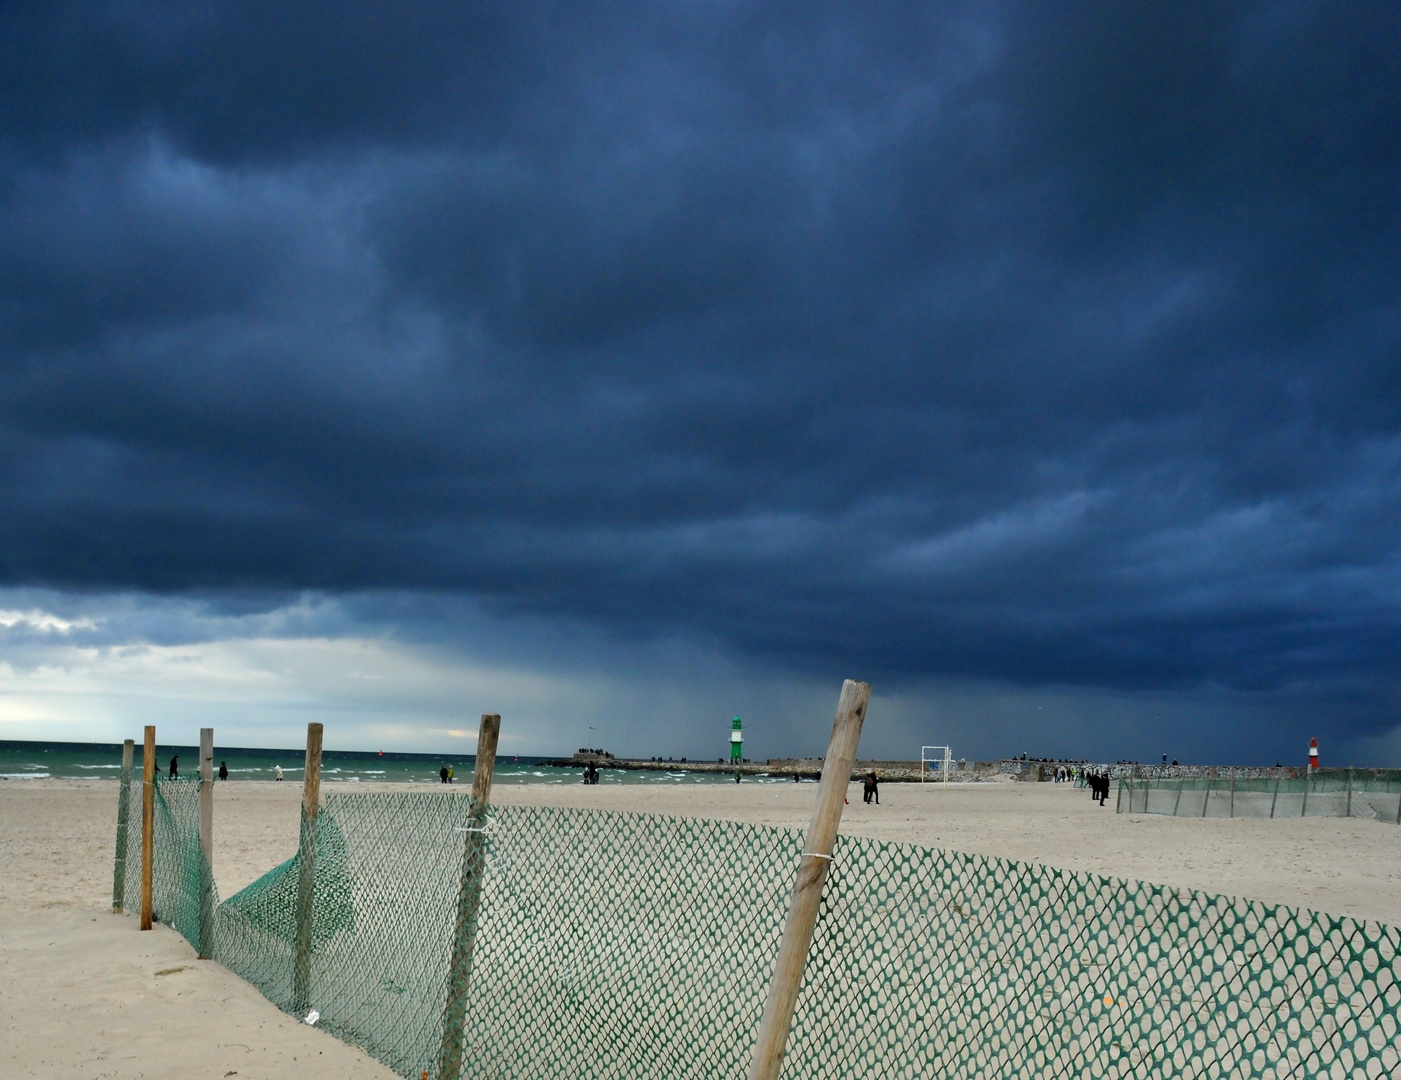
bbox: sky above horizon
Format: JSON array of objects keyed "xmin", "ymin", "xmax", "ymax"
[{"xmin": 1, "ymin": 2, "xmax": 1399, "ymax": 765}]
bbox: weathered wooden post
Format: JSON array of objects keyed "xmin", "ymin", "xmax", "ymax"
[
  {"xmin": 198, "ymin": 727, "xmax": 215, "ymax": 959},
  {"xmin": 1346, "ymin": 767, "xmax": 1354, "ymax": 818},
  {"xmin": 1270, "ymin": 771, "xmax": 1281, "ymax": 819},
  {"xmin": 1171, "ymin": 777, "xmax": 1184, "ymax": 817},
  {"xmin": 112, "ymin": 739, "xmax": 134, "ymax": 913},
  {"xmin": 1201, "ymin": 774, "xmax": 1212, "ymax": 818},
  {"xmin": 437, "ymin": 713, "xmax": 501, "ymax": 1080},
  {"xmin": 140, "ymin": 726, "xmax": 156, "ymax": 930},
  {"xmin": 1229, "ymin": 768, "xmax": 1236, "ymax": 818},
  {"xmin": 747, "ymin": 679, "xmax": 870, "ymax": 1080},
  {"xmin": 292, "ymin": 722, "xmax": 324, "ymax": 1015}
]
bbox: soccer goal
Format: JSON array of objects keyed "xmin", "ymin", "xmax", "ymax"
[{"xmin": 921, "ymin": 745, "xmax": 952, "ymax": 785}]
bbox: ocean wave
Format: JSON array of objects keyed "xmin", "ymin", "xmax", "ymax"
[{"xmin": 1, "ymin": 772, "xmax": 50, "ymax": 779}]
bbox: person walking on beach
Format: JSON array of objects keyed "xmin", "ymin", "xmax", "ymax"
[
  {"xmin": 274, "ymin": 764, "xmax": 283, "ymax": 781},
  {"xmin": 168, "ymin": 755, "xmax": 178, "ymax": 779},
  {"xmin": 218, "ymin": 761, "xmax": 228, "ymax": 781},
  {"xmin": 863, "ymin": 771, "xmax": 879, "ymax": 804},
  {"xmin": 440, "ymin": 765, "xmax": 449, "ymax": 784}
]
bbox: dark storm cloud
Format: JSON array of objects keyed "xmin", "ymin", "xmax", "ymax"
[{"xmin": 1, "ymin": 3, "xmax": 1399, "ymax": 732}]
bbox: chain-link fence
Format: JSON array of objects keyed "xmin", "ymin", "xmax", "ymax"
[
  {"xmin": 116, "ymin": 785, "xmax": 1401, "ymax": 1078},
  {"xmin": 1118, "ymin": 772, "xmax": 1401, "ymax": 822}
]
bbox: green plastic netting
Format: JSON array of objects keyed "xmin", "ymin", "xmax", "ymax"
[
  {"xmin": 115, "ymin": 786, "xmax": 1401, "ymax": 1079},
  {"xmin": 1118, "ymin": 774, "xmax": 1401, "ymax": 822},
  {"xmin": 113, "ymin": 775, "xmax": 215, "ymax": 952},
  {"xmin": 221, "ymin": 794, "xmax": 454, "ymax": 1074}
]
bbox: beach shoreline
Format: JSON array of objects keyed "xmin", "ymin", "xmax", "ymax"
[{"xmin": 3, "ymin": 777, "xmax": 1399, "ymax": 1078}]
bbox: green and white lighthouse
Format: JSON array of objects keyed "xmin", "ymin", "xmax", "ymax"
[{"xmin": 730, "ymin": 715, "xmax": 743, "ymax": 762}]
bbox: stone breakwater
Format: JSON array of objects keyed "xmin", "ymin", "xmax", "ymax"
[
  {"xmin": 543, "ymin": 756, "xmax": 1017, "ymax": 783},
  {"xmin": 543, "ymin": 757, "xmax": 1398, "ymax": 784}
]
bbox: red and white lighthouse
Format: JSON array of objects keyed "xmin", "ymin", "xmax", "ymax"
[{"xmin": 1308, "ymin": 737, "xmax": 1319, "ymax": 772}]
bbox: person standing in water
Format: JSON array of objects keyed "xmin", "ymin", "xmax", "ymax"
[
  {"xmin": 168, "ymin": 755, "xmax": 178, "ymax": 778},
  {"xmin": 274, "ymin": 764, "xmax": 283, "ymax": 781},
  {"xmin": 448, "ymin": 764, "xmax": 455, "ymax": 783},
  {"xmin": 440, "ymin": 765, "xmax": 449, "ymax": 784},
  {"xmin": 218, "ymin": 761, "xmax": 228, "ymax": 780}
]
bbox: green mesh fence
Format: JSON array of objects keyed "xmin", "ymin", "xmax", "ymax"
[
  {"xmin": 113, "ymin": 777, "xmax": 215, "ymax": 951},
  {"xmin": 116, "ymin": 786, "xmax": 1401, "ymax": 1079},
  {"xmin": 1118, "ymin": 774, "xmax": 1401, "ymax": 822},
  {"xmin": 219, "ymin": 794, "xmax": 459, "ymax": 1076}
]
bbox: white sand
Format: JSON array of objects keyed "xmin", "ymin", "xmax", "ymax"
[{"xmin": 2, "ymin": 777, "xmax": 1398, "ymax": 1078}]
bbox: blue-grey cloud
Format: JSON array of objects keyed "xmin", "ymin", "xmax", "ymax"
[{"xmin": 0, "ymin": 2, "xmax": 1398, "ymax": 755}]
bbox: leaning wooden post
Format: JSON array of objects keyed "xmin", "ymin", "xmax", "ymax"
[
  {"xmin": 292, "ymin": 722, "xmax": 324, "ymax": 1016},
  {"xmin": 140, "ymin": 726, "xmax": 156, "ymax": 930},
  {"xmin": 1270, "ymin": 771, "xmax": 1281, "ymax": 819},
  {"xmin": 198, "ymin": 727, "xmax": 215, "ymax": 959},
  {"xmin": 437, "ymin": 713, "xmax": 501, "ymax": 1080},
  {"xmin": 747, "ymin": 679, "xmax": 870, "ymax": 1080},
  {"xmin": 112, "ymin": 739, "xmax": 135, "ymax": 912}
]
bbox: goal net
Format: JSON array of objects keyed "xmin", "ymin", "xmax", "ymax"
[{"xmin": 921, "ymin": 745, "xmax": 952, "ymax": 784}]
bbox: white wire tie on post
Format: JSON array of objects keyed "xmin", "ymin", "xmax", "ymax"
[{"xmin": 801, "ymin": 852, "xmax": 833, "ymax": 861}]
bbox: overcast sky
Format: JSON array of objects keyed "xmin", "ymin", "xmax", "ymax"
[{"xmin": 1, "ymin": 2, "xmax": 1398, "ymax": 765}]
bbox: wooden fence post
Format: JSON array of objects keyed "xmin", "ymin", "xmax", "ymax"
[
  {"xmin": 198, "ymin": 727, "xmax": 215, "ymax": 959},
  {"xmin": 113, "ymin": 739, "xmax": 134, "ymax": 912},
  {"xmin": 1346, "ymin": 767, "xmax": 1354, "ymax": 818},
  {"xmin": 437, "ymin": 713, "xmax": 501, "ymax": 1080},
  {"xmin": 1229, "ymin": 768, "xmax": 1236, "ymax": 818},
  {"xmin": 293, "ymin": 722, "xmax": 324, "ymax": 1016},
  {"xmin": 747, "ymin": 679, "xmax": 870, "ymax": 1080},
  {"xmin": 140, "ymin": 726, "xmax": 155, "ymax": 930},
  {"xmin": 1201, "ymin": 775, "xmax": 1212, "ymax": 818},
  {"xmin": 1270, "ymin": 771, "xmax": 1281, "ymax": 819}
]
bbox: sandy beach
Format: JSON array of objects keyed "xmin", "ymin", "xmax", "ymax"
[{"xmin": 3, "ymin": 777, "xmax": 1398, "ymax": 1078}]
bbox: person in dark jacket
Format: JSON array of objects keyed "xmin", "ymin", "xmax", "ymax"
[
  {"xmin": 168, "ymin": 755, "xmax": 178, "ymax": 778},
  {"xmin": 863, "ymin": 772, "xmax": 879, "ymax": 805},
  {"xmin": 218, "ymin": 761, "xmax": 228, "ymax": 780}
]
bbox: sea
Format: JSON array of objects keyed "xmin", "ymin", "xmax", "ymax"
[{"xmin": 0, "ymin": 740, "xmax": 740, "ymax": 785}]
